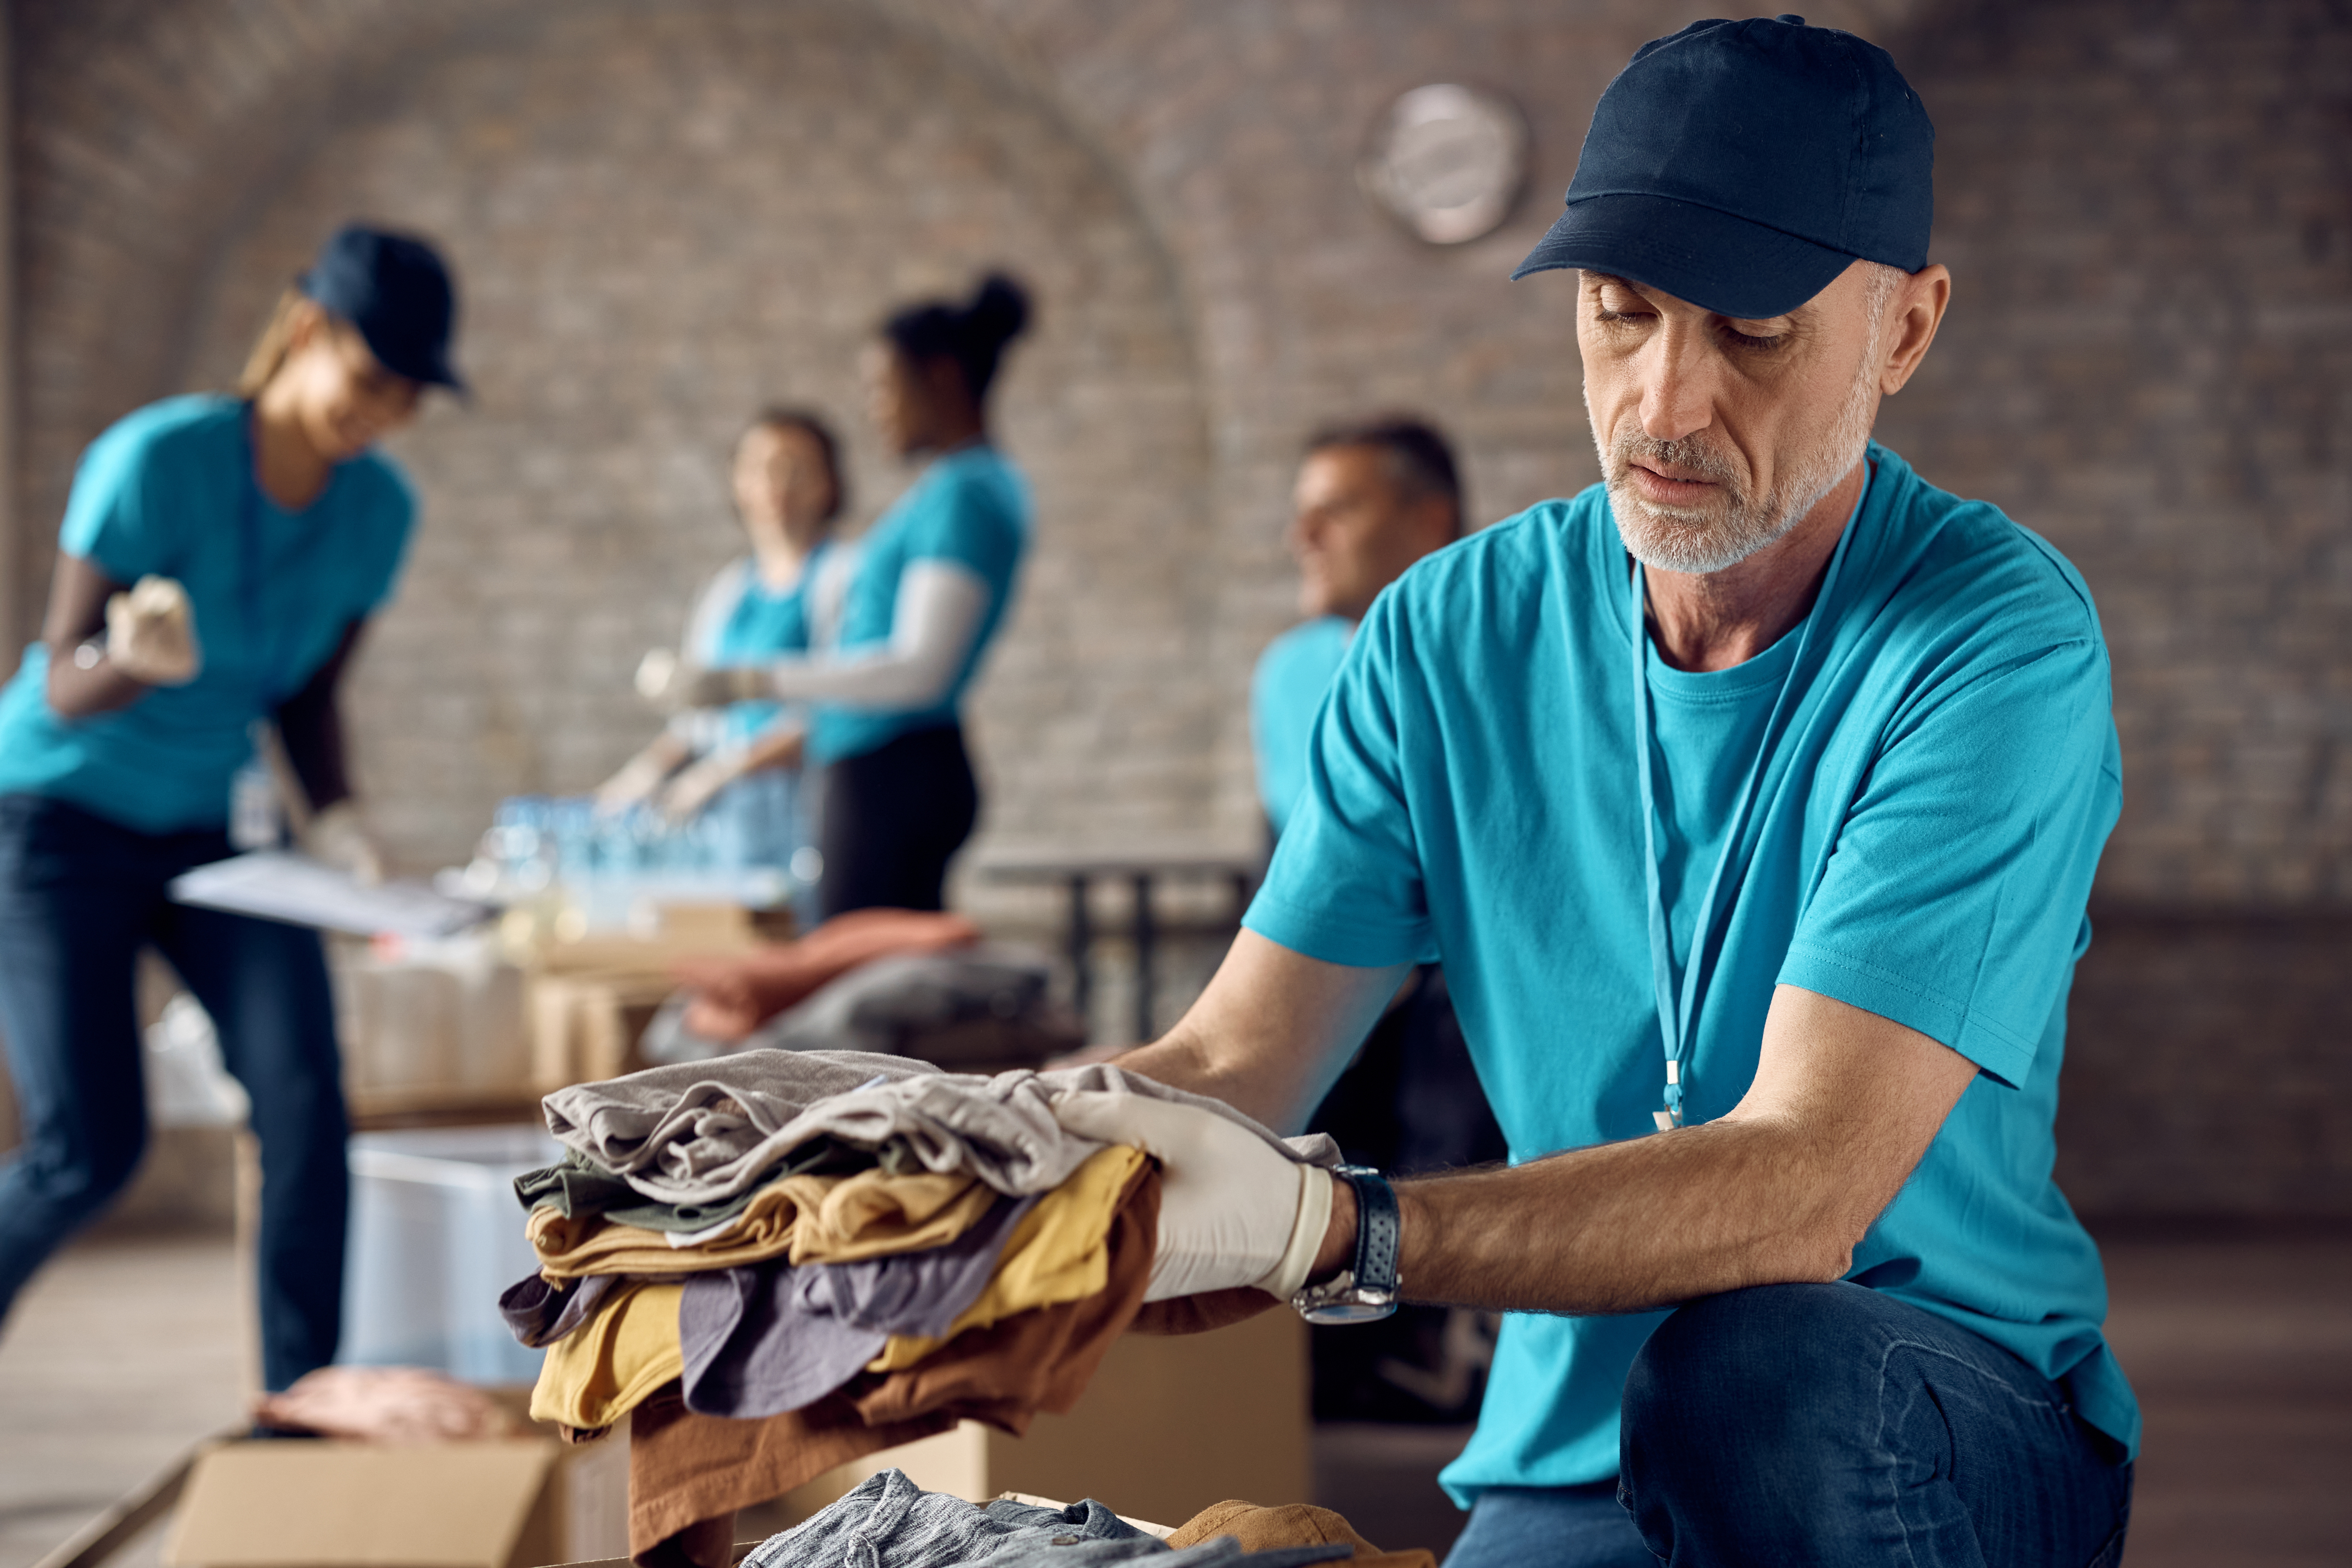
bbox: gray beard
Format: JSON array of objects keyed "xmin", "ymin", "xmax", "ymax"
[{"xmin": 1593, "ymin": 352, "xmax": 1880, "ymax": 575}]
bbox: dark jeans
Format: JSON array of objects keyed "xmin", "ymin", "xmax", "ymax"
[
  {"xmin": 814, "ymin": 722, "xmax": 979, "ymax": 920},
  {"xmin": 0, "ymin": 794, "xmax": 348, "ymax": 1390},
  {"xmin": 1446, "ymin": 1282, "xmax": 2133, "ymax": 1568}
]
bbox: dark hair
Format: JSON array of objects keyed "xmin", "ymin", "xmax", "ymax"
[
  {"xmin": 1304, "ymin": 414, "xmax": 1465, "ymax": 538},
  {"xmin": 749, "ymin": 405, "xmax": 848, "ymax": 524},
  {"xmin": 882, "ymin": 272, "xmax": 1033, "ymax": 402}
]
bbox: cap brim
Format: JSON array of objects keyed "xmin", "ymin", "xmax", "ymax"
[{"xmin": 1511, "ymin": 191, "xmax": 1858, "ymax": 319}]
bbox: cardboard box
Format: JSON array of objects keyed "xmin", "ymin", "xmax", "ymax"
[
  {"xmin": 163, "ymin": 1429, "xmax": 630, "ymax": 1568},
  {"xmin": 765, "ymin": 1307, "xmax": 1311, "ymax": 1537}
]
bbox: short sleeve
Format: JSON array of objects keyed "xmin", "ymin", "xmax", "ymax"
[
  {"xmin": 1243, "ymin": 595, "xmax": 1435, "ymax": 968},
  {"xmin": 1779, "ymin": 639, "xmax": 2120, "ymax": 1087},
  {"xmin": 58, "ymin": 421, "xmax": 172, "ymax": 583},
  {"xmin": 907, "ymin": 471, "xmax": 1020, "ymax": 587}
]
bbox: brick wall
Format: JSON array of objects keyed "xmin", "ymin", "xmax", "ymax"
[{"xmin": 8, "ymin": 0, "xmax": 2349, "ymax": 1213}]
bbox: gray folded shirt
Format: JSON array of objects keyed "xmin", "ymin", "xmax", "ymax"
[{"xmin": 542, "ymin": 1052, "xmax": 1337, "ymax": 1208}]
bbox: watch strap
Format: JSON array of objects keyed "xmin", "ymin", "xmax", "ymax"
[{"xmin": 1339, "ymin": 1165, "xmax": 1400, "ymax": 1297}]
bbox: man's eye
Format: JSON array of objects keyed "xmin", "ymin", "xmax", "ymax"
[
  {"xmin": 1721, "ymin": 323, "xmax": 1786, "ymax": 349},
  {"xmin": 1596, "ymin": 305, "xmax": 1650, "ymax": 324}
]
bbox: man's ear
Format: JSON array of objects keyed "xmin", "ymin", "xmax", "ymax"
[{"xmin": 1880, "ymin": 263, "xmax": 1951, "ymax": 397}]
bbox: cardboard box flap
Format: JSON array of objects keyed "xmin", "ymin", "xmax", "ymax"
[{"xmin": 164, "ymin": 1439, "xmax": 559, "ymax": 1568}]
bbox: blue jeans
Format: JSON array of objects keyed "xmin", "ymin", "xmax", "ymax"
[
  {"xmin": 1446, "ymin": 1282, "xmax": 2133, "ymax": 1568},
  {"xmin": 0, "ymin": 794, "xmax": 348, "ymax": 1389}
]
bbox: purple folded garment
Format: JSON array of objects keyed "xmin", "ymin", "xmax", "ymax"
[
  {"xmin": 499, "ymin": 1270, "xmax": 626, "ymax": 1348},
  {"xmin": 680, "ymin": 1191, "xmax": 1037, "ymax": 1419}
]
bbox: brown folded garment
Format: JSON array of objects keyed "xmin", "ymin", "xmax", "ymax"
[
  {"xmin": 1166, "ymin": 1500, "xmax": 1438, "ymax": 1568},
  {"xmin": 848, "ymin": 1159, "xmax": 1158, "ymax": 1435},
  {"xmin": 672, "ymin": 908, "xmax": 981, "ymax": 1041},
  {"xmin": 627, "ymin": 1160, "xmax": 1161, "ymax": 1562},
  {"xmin": 627, "ymin": 1380, "xmax": 955, "ymax": 1564}
]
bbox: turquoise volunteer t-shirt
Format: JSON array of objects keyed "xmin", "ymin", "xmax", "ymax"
[
  {"xmin": 1245, "ymin": 443, "xmax": 2136, "ymax": 1501},
  {"xmin": 810, "ymin": 444, "xmax": 1029, "ymax": 763},
  {"xmin": 1250, "ymin": 616, "xmax": 1352, "ymax": 838},
  {"xmin": 0, "ymin": 395, "xmax": 415, "ymax": 833},
  {"xmin": 697, "ymin": 542, "xmax": 831, "ymax": 749}
]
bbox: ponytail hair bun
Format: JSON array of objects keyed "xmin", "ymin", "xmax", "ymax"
[{"xmin": 884, "ymin": 269, "xmax": 1034, "ymax": 402}]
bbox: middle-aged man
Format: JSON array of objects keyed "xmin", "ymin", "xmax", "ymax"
[{"xmin": 1055, "ymin": 17, "xmax": 2134, "ymax": 1568}]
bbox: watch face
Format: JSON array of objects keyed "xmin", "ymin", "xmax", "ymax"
[
  {"xmin": 1357, "ymin": 83, "xmax": 1531, "ymax": 245},
  {"xmin": 1303, "ymin": 1297, "xmax": 1400, "ymax": 1326}
]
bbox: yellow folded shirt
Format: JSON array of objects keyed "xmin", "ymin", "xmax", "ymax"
[
  {"xmin": 866, "ymin": 1144, "xmax": 1147, "ymax": 1373},
  {"xmin": 528, "ymin": 1279, "xmax": 684, "ymax": 1430},
  {"xmin": 528, "ymin": 1166, "xmax": 995, "ymax": 1280}
]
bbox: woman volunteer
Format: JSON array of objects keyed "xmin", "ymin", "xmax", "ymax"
[
  {"xmin": 0, "ymin": 226, "xmax": 461, "ymax": 1388},
  {"xmin": 595, "ymin": 409, "xmax": 849, "ymax": 883},
  {"xmin": 642, "ymin": 273, "xmax": 1033, "ymax": 918}
]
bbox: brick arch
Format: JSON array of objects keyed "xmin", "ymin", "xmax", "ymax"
[
  {"xmin": 12, "ymin": 0, "xmax": 1221, "ymax": 867},
  {"xmin": 8, "ymin": 0, "xmax": 1171, "ymax": 624}
]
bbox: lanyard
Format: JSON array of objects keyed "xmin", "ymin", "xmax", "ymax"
[{"xmin": 1630, "ymin": 468, "xmax": 1868, "ymax": 1131}]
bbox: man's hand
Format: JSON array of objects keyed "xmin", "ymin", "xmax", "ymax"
[
  {"xmin": 305, "ymin": 800, "xmax": 386, "ymax": 886},
  {"xmin": 1049, "ymin": 1091, "xmax": 1334, "ymax": 1303},
  {"xmin": 105, "ymin": 575, "xmax": 201, "ymax": 686}
]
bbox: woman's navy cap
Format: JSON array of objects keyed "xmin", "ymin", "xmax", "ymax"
[
  {"xmin": 1514, "ymin": 15, "xmax": 1933, "ymax": 319},
  {"xmin": 299, "ymin": 225, "xmax": 465, "ymax": 392}
]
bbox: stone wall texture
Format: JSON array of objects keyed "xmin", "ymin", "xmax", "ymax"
[{"xmin": 7, "ymin": 0, "xmax": 2349, "ymax": 1214}]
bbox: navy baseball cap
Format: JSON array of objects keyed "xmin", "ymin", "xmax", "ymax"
[
  {"xmin": 300, "ymin": 225, "xmax": 465, "ymax": 391},
  {"xmin": 1514, "ymin": 15, "xmax": 1933, "ymax": 319}
]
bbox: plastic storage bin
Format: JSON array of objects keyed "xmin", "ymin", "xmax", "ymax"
[{"xmin": 343, "ymin": 1124, "xmax": 563, "ymax": 1384}]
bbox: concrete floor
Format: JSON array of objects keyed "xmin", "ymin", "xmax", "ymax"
[{"xmin": 0, "ymin": 1230, "xmax": 2345, "ymax": 1568}]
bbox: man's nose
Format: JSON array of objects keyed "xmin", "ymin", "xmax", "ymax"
[{"xmin": 1637, "ymin": 325, "xmax": 1717, "ymax": 443}]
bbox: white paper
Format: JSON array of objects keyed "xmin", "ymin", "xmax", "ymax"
[{"xmin": 168, "ymin": 851, "xmax": 490, "ymax": 939}]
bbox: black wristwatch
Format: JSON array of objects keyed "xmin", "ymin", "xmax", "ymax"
[{"xmin": 1290, "ymin": 1164, "xmax": 1400, "ymax": 1324}]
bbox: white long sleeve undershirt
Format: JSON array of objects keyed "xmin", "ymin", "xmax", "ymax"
[{"xmin": 751, "ymin": 559, "xmax": 989, "ymax": 710}]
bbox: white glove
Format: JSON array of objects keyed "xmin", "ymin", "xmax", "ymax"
[
  {"xmin": 635, "ymin": 649, "xmax": 763, "ymax": 713},
  {"xmin": 306, "ymin": 800, "xmax": 386, "ymax": 886},
  {"xmin": 104, "ymin": 575, "xmax": 201, "ymax": 686},
  {"xmin": 1049, "ymin": 1091, "xmax": 1334, "ymax": 1303},
  {"xmin": 594, "ymin": 751, "xmax": 673, "ymax": 818}
]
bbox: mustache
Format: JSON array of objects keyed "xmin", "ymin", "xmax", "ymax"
[{"xmin": 1608, "ymin": 430, "xmax": 1745, "ymax": 490}]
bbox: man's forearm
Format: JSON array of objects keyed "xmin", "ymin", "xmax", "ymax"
[
  {"xmin": 1328, "ymin": 1119, "xmax": 1864, "ymax": 1316},
  {"xmin": 1306, "ymin": 986, "xmax": 1980, "ymax": 1316}
]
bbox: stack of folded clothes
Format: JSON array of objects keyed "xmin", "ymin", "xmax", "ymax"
[
  {"xmin": 737, "ymin": 1468, "xmax": 1437, "ymax": 1567},
  {"xmin": 501, "ymin": 1051, "xmax": 1337, "ymax": 1568}
]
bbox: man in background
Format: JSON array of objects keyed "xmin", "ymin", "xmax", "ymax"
[
  {"xmin": 1252, "ymin": 416, "xmax": 1505, "ymax": 1422},
  {"xmin": 1252, "ymin": 417, "xmax": 1462, "ymax": 841}
]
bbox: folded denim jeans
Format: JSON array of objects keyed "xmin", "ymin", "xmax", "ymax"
[{"xmin": 741, "ymin": 1470, "xmax": 1354, "ymax": 1568}]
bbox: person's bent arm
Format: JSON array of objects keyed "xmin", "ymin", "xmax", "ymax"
[
  {"xmin": 41, "ymin": 554, "xmax": 147, "ymax": 717},
  {"xmin": 660, "ymin": 561, "xmax": 987, "ymax": 712},
  {"xmin": 1310, "ymin": 981, "xmax": 1977, "ymax": 1315},
  {"xmin": 1113, "ymin": 928, "xmax": 1414, "ymax": 1132},
  {"xmin": 274, "ymin": 619, "xmax": 364, "ymax": 813}
]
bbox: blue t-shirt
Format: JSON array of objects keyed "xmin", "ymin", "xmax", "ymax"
[
  {"xmin": 1245, "ymin": 443, "xmax": 2135, "ymax": 1499},
  {"xmin": 1250, "ymin": 616, "xmax": 1352, "ymax": 838},
  {"xmin": 810, "ymin": 445, "xmax": 1029, "ymax": 763},
  {"xmin": 697, "ymin": 543, "xmax": 831, "ymax": 748},
  {"xmin": 0, "ymin": 395, "xmax": 415, "ymax": 833}
]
